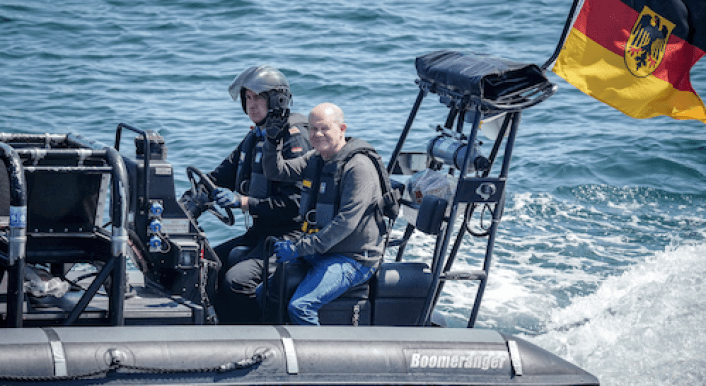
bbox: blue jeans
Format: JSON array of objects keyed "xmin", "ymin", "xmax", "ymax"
[{"xmin": 286, "ymin": 254, "xmax": 374, "ymax": 325}]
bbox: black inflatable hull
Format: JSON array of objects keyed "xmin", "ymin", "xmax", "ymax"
[{"xmin": 0, "ymin": 325, "xmax": 598, "ymax": 385}]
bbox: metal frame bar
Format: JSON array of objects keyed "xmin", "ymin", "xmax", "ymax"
[
  {"xmin": 467, "ymin": 111, "xmax": 521, "ymax": 327},
  {"xmin": 115, "ymin": 123, "xmax": 151, "ymax": 212},
  {"xmin": 418, "ymin": 106, "xmax": 483, "ymax": 326},
  {"xmin": 388, "ymin": 64, "xmax": 548, "ymax": 328},
  {"xmin": 0, "ymin": 134, "xmax": 129, "ymax": 327},
  {"xmin": 0, "ymin": 142, "xmax": 27, "ymax": 328}
]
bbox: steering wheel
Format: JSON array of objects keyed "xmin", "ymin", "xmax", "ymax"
[{"xmin": 185, "ymin": 166, "xmax": 236, "ymax": 226}]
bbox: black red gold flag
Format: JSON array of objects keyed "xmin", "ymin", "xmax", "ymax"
[{"xmin": 552, "ymin": 0, "xmax": 706, "ymax": 123}]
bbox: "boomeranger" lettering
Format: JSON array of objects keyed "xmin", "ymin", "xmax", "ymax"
[{"xmin": 409, "ymin": 351, "xmax": 507, "ymax": 370}]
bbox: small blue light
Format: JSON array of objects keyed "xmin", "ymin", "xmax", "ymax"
[
  {"xmin": 149, "ymin": 235, "xmax": 162, "ymax": 249},
  {"xmin": 150, "ymin": 202, "xmax": 164, "ymax": 216},
  {"xmin": 150, "ymin": 219, "xmax": 162, "ymax": 233}
]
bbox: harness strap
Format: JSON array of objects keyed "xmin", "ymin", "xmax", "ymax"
[
  {"xmin": 300, "ymin": 141, "xmax": 397, "ymax": 234},
  {"xmin": 301, "ymin": 156, "xmax": 324, "ymax": 232}
]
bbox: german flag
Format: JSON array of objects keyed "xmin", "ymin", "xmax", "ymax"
[{"xmin": 552, "ymin": 0, "xmax": 706, "ymax": 123}]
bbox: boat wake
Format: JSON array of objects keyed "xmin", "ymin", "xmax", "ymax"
[{"xmin": 527, "ymin": 242, "xmax": 706, "ymax": 385}]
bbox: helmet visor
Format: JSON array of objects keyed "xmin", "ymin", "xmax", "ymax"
[{"xmin": 228, "ymin": 65, "xmax": 290, "ymax": 103}]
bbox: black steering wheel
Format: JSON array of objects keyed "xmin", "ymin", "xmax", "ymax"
[{"xmin": 185, "ymin": 166, "xmax": 236, "ymax": 226}]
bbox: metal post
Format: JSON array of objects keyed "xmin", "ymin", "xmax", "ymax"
[
  {"xmin": 387, "ymin": 88, "xmax": 426, "ymax": 174},
  {"xmin": 115, "ymin": 123, "xmax": 151, "ymax": 211},
  {"xmin": 468, "ymin": 111, "xmax": 521, "ymax": 327},
  {"xmin": 105, "ymin": 147, "xmax": 129, "ymax": 326},
  {"xmin": 418, "ymin": 106, "xmax": 482, "ymax": 326},
  {"xmin": 0, "ymin": 143, "xmax": 27, "ymax": 328},
  {"xmin": 541, "ymin": 0, "xmax": 582, "ymax": 72}
]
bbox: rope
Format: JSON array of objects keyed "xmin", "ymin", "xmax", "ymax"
[{"xmin": 0, "ymin": 350, "xmax": 269, "ymax": 382}]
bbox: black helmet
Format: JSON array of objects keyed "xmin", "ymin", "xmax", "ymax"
[{"xmin": 228, "ymin": 65, "xmax": 292, "ymax": 114}]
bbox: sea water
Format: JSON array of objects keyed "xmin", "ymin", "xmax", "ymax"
[{"xmin": 1, "ymin": 1, "xmax": 705, "ymax": 384}]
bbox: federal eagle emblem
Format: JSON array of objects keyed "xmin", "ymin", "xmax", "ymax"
[{"xmin": 624, "ymin": 6, "xmax": 675, "ymax": 78}]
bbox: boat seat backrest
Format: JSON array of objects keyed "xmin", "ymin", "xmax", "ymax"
[
  {"xmin": 373, "ymin": 262, "xmax": 432, "ymax": 299},
  {"xmin": 414, "ymin": 194, "xmax": 448, "ymax": 235},
  {"xmin": 21, "ymin": 156, "xmax": 114, "ymax": 267},
  {"xmin": 26, "ymin": 172, "xmax": 105, "ymax": 233},
  {"xmin": 371, "ymin": 262, "xmax": 432, "ymax": 326}
]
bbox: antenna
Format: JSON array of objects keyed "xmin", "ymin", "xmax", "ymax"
[{"xmin": 541, "ymin": 0, "xmax": 583, "ymax": 72}]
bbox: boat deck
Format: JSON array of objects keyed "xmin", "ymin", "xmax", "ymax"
[{"xmin": 0, "ymin": 270, "xmax": 201, "ymax": 327}]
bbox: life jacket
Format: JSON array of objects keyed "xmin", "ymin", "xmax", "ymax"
[
  {"xmin": 299, "ymin": 138, "xmax": 400, "ymax": 234},
  {"xmin": 235, "ymin": 114, "xmax": 309, "ymax": 200},
  {"xmin": 234, "ymin": 129, "xmax": 270, "ymax": 199}
]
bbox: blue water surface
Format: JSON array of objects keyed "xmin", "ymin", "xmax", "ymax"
[{"xmin": 2, "ymin": 1, "xmax": 705, "ymax": 384}]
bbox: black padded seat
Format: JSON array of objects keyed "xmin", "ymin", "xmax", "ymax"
[{"xmin": 262, "ymin": 259, "xmax": 372, "ymax": 325}]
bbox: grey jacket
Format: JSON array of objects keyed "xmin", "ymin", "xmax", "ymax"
[{"xmin": 263, "ymin": 138, "xmax": 385, "ymax": 267}]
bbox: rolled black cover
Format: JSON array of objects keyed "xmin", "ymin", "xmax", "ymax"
[{"xmin": 415, "ymin": 50, "xmax": 549, "ymax": 100}]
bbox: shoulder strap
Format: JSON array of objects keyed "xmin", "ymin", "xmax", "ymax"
[
  {"xmin": 305, "ymin": 154, "xmax": 325, "ymax": 215},
  {"xmin": 334, "ymin": 148, "xmax": 400, "ymax": 220},
  {"xmin": 234, "ymin": 130, "xmax": 259, "ymax": 194}
]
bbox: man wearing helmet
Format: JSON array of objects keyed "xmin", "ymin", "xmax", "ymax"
[{"xmin": 205, "ymin": 65, "xmax": 311, "ymax": 324}]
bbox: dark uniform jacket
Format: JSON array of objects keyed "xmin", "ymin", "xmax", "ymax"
[{"xmin": 208, "ymin": 113, "xmax": 311, "ymax": 236}]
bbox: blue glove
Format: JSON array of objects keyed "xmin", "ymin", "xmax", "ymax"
[
  {"xmin": 211, "ymin": 187, "xmax": 242, "ymax": 209},
  {"xmin": 274, "ymin": 240, "xmax": 299, "ymax": 263}
]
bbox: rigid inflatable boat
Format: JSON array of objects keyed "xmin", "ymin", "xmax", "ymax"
[{"xmin": 0, "ymin": 49, "xmax": 599, "ymax": 385}]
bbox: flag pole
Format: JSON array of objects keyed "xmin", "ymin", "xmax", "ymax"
[{"xmin": 541, "ymin": 0, "xmax": 583, "ymax": 72}]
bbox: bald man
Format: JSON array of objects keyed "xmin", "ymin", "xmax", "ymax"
[{"xmin": 262, "ymin": 103, "xmax": 386, "ymax": 325}]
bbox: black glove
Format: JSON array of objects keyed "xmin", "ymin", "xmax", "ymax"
[
  {"xmin": 178, "ymin": 185, "xmax": 211, "ymax": 219},
  {"xmin": 264, "ymin": 109, "xmax": 290, "ymax": 144}
]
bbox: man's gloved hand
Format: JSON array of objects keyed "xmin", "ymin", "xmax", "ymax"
[
  {"xmin": 274, "ymin": 240, "xmax": 299, "ymax": 263},
  {"xmin": 264, "ymin": 109, "xmax": 290, "ymax": 144},
  {"xmin": 211, "ymin": 187, "xmax": 242, "ymax": 209},
  {"xmin": 178, "ymin": 186, "xmax": 211, "ymax": 219}
]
